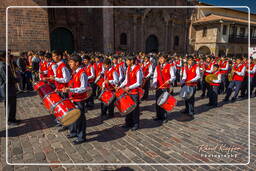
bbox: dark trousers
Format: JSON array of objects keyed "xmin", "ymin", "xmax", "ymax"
[
  {"xmin": 220, "ymin": 74, "xmax": 228, "ymax": 94},
  {"xmin": 174, "ymin": 69, "xmax": 180, "ymax": 86},
  {"xmin": 86, "ymin": 83, "xmax": 94, "ymax": 106},
  {"xmin": 125, "ymin": 94, "xmax": 140, "ymax": 127},
  {"xmin": 142, "ymin": 79, "xmax": 150, "ymax": 99},
  {"xmin": 225, "ymin": 80, "xmax": 242, "ymax": 99},
  {"xmin": 184, "ymin": 86, "xmax": 196, "ymax": 115},
  {"xmin": 69, "ymin": 101, "xmax": 86, "ymax": 141},
  {"xmin": 5, "ymin": 96, "xmax": 17, "ymax": 122},
  {"xmin": 101, "ymin": 98, "xmax": 115, "ymax": 118},
  {"xmin": 201, "ymin": 75, "xmax": 210, "ymax": 96},
  {"xmin": 240, "ymin": 76, "xmax": 254, "ymax": 97},
  {"xmin": 155, "ymin": 89, "xmax": 167, "ymax": 120},
  {"xmin": 209, "ymin": 85, "xmax": 219, "ymax": 106}
]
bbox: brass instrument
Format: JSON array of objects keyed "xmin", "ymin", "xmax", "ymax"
[
  {"xmin": 205, "ymin": 74, "xmax": 218, "ymax": 84},
  {"xmin": 228, "ymin": 68, "xmax": 235, "ymax": 82}
]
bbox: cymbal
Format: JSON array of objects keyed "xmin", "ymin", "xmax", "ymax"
[{"xmin": 205, "ymin": 74, "xmax": 217, "ymax": 84}]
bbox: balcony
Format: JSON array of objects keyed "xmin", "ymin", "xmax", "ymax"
[{"xmin": 228, "ymin": 35, "xmax": 256, "ymax": 44}]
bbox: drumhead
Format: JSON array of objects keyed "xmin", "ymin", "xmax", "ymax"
[
  {"xmin": 61, "ymin": 109, "xmax": 81, "ymax": 126},
  {"xmin": 157, "ymin": 92, "xmax": 169, "ymax": 106}
]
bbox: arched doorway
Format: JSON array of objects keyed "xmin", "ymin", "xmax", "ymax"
[
  {"xmin": 145, "ymin": 35, "xmax": 158, "ymax": 53},
  {"xmin": 50, "ymin": 27, "xmax": 74, "ymax": 52},
  {"xmin": 197, "ymin": 46, "xmax": 211, "ymax": 55}
]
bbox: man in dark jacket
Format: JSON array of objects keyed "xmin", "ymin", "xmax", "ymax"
[{"xmin": 0, "ymin": 51, "xmax": 20, "ymax": 125}]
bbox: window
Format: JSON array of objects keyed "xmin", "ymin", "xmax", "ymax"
[
  {"xmin": 223, "ymin": 25, "xmax": 227, "ymax": 35},
  {"xmin": 202, "ymin": 27, "xmax": 207, "ymax": 37},
  {"xmin": 239, "ymin": 27, "xmax": 245, "ymax": 37},
  {"xmin": 120, "ymin": 33, "xmax": 127, "ymax": 45},
  {"xmin": 174, "ymin": 36, "xmax": 179, "ymax": 46}
]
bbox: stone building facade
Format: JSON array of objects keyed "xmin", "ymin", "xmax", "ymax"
[
  {"xmin": 1, "ymin": 0, "xmax": 195, "ymax": 55},
  {"xmin": 189, "ymin": 2, "xmax": 256, "ymax": 57}
]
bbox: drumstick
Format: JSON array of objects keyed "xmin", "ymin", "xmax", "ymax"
[{"xmin": 156, "ymin": 80, "xmax": 170, "ymax": 90}]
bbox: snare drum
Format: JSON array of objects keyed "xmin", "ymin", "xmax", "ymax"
[
  {"xmin": 114, "ymin": 89, "xmax": 137, "ymax": 116},
  {"xmin": 34, "ymin": 81, "xmax": 54, "ymax": 98},
  {"xmin": 42, "ymin": 92, "xmax": 62, "ymax": 112},
  {"xmin": 157, "ymin": 91, "xmax": 176, "ymax": 112},
  {"xmin": 33, "ymin": 80, "xmax": 46, "ymax": 91},
  {"xmin": 98, "ymin": 90, "xmax": 115, "ymax": 105},
  {"xmin": 52, "ymin": 99, "xmax": 81, "ymax": 126}
]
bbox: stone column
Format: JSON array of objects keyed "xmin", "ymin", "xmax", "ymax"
[
  {"xmin": 102, "ymin": 0, "xmax": 114, "ymax": 53},
  {"xmin": 132, "ymin": 15, "xmax": 137, "ymax": 52},
  {"xmin": 140, "ymin": 18, "xmax": 145, "ymax": 52},
  {"xmin": 165, "ymin": 21, "xmax": 169, "ymax": 52}
]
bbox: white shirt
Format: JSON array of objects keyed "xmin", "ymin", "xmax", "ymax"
[
  {"xmin": 119, "ymin": 65, "xmax": 142, "ymax": 89},
  {"xmin": 220, "ymin": 61, "xmax": 229, "ymax": 71},
  {"xmin": 102, "ymin": 67, "xmax": 119, "ymax": 88},
  {"xmin": 205, "ymin": 63, "xmax": 214, "ymax": 73},
  {"xmin": 113, "ymin": 64, "xmax": 124, "ymax": 82},
  {"xmin": 212, "ymin": 72, "xmax": 222, "ymax": 83},
  {"xmin": 55, "ymin": 60, "xmax": 71, "ymax": 83},
  {"xmin": 152, "ymin": 63, "xmax": 176, "ymax": 87},
  {"xmin": 143, "ymin": 61, "xmax": 153, "ymax": 78},
  {"xmin": 84, "ymin": 64, "xmax": 95, "ymax": 80},
  {"xmin": 182, "ymin": 65, "xmax": 201, "ymax": 82},
  {"xmin": 235, "ymin": 64, "xmax": 246, "ymax": 76},
  {"xmin": 248, "ymin": 64, "xmax": 256, "ymax": 74},
  {"xmin": 69, "ymin": 67, "xmax": 88, "ymax": 93},
  {"xmin": 48, "ymin": 61, "xmax": 57, "ymax": 75}
]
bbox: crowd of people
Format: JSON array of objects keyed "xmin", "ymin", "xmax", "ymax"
[{"xmin": 1, "ymin": 49, "xmax": 256, "ymax": 145}]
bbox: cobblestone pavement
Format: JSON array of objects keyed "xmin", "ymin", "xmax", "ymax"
[{"xmin": 0, "ymin": 87, "xmax": 255, "ymax": 171}]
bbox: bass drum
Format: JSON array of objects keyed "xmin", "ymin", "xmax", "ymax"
[
  {"xmin": 98, "ymin": 89, "xmax": 115, "ymax": 106},
  {"xmin": 179, "ymin": 85, "xmax": 194, "ymax": 100}
]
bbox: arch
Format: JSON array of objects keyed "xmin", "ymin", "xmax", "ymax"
[
  {"xmin": 145, "ymin": 34, "xmax": 159, "ymax": 53},
  {"xmin": 120, "ymin": 33, "xmax": 127, "ymax": 45},
  {"xmin": 197, "ymin": 46, "xmax": 211, "ymax": 55},
  {"xmin": 50, "ymin": 27, "xmax": 74, "ymax": 52}
]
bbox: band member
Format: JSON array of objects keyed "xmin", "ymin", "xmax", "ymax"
[
  {"xmin": 219, "ymin": 56, "xmax": 229, "ymax": 94},
  {"xmin": 224, "ymin": 57, "xmax": 246, "ymax": 102},
  {"xmin": 38, "ymin": 51, "xmax": 48, "ymax": 80},
  {"xmin": 175, "ymin": 56, "xmax": 182, "ymax": 86},
  {"xmin": 63, "ymin": 55, "xmax": 87, "ymax": 145},
  {"xmin": 50, "ymin": 50, "xmax": 71, "ymax": 98},
  {"xmin": 181, "ymin": 56, "xmax": 200, "ymax": 118},
  {"xmin": 207, "ymin": 64, "xmax": 221, "ymax": 107},
  {"xmin": 49, "ymin": 50, "xmax": 71, "ymax": 131},
  {"xmin": 201, "ymin": 56, "xmax": 213, "ymax": 98},
  {"xmin": 82, "ymin": 55, "xmax": 95, "ymax": 108},
  {"xmin": 240, "ymin": 57, "xmax": 256, "ymax": 97},
  {"xmin": 152, "ymin": 55, "xmax": 176, "ymax": 123},
  {"xmin": 93, "ymin": 56, "xmax": 103, "ymax": 96},
  {"xmin": 141, "ymin": 55, "xmax": 153, "ymax": 100},
  {"xmin": 44, "ymin": 53, "xmax": 57, "ymax": 88},
  {"xmin": 119, "ymin": 56, "xmax": 142, "ymax": 131},
  {"xmin": 100, "ymin": 58, "xmax": 118, "ymax": 121},
  {"xmin": 112, "ymin": 55, "xmax": 124, "ymax": 84}
]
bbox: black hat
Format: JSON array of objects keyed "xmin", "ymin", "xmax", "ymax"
[
  {"xmin": 0, "ymin": 50, "xmax": 6, "ymax": 58},
  {"xmin": 126, "ymin": 55, "xmax": 136, "ymax": 61},
  {"xmin": 82, "ymin": 55, "xmax": 91, "ymax": 61},
  {"xmin": 37, "ymin": 51, "xmax": 45, "ymax": 56},
  {"xmin": 70, "ymin": 55, "xmax": 82, "ymax": 63}
]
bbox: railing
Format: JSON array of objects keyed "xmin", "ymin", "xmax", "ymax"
[{"xmin": 228, "ymin": 35, "xmax": 256, "ymax": 44}]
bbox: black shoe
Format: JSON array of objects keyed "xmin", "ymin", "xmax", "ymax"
[
  {"xmin": 206, "ymin": 103, "xmax": 213, "ymax": 106},
  {"xmin": 8, "ymin": 121, "xmax": 19, "ymax": 126},
  {"xmin": 231, "ymin": 97, "xmax": 237, "ymax": 102},
  {"xmin": 162, "ymin": 119, "xmax": 168, "ymax": 124},
  {"xmin": 131, "ymin": 124, "xmax": 139, "ymax": 131},
  {"xmin": 121, "ymin": 124, "xmax": 131, "ymax": 129},
  {"xmin": 181, "ymin": 110, "xmax": 188, "ymax": 114},
  {"xmin": 66, "ymin": 134, "xmax": 77, "ymax": 139},
  {"xmin": 58, "ymin": 127, "xmax": 68, "ymax": 132},
  {"xmin": 223, "ymin": 98, "xmax": 229, "ymax": 102},
  {"xmin": 200, "ymin": 94, "xmax": 205, "ymax": 98},
  {"xmin": 153, "ymin": 117, "xmax": 162, "ymax": 121},
  {"xmin": 73, "ymin": 139, "xmax": 86, "ymax": 145}
]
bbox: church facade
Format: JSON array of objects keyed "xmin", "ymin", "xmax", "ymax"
[{"xmin": 1, "ymin": 0, "xmax": 194, "ymax": 55}]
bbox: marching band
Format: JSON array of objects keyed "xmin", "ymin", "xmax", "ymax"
[{"xmin": 28, "ymin": 50, "xmax": 256, "ymax": 145}]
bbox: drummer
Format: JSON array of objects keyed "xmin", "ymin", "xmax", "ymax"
[
  {"xmin": 152, "ymin": 55, "xmax": 176, "ymax": 124},
  {"xmin": 63, "ymin": 55, "xmax": 87, "ymax": 145},
  {"xmin": 44, "ymin": 52, "xmax": 57, "ymax": 89},
  {"xmin": 118, "ymin": 55, "xmax": 142, "ymax": 131},
  {"xmin": 207, "ymin": 64, "xmax": 221, "ymax": 107},
  {"xmin": 141, "ymin": 55, "xmax": 153, "ymax": 100},
  {"xmin": 100, "ymin": 58, "xmax": 119, "ymax": 121},
  {"xmin": 181, "ymin": 56, "xmax": 200, "ymax": 119}
]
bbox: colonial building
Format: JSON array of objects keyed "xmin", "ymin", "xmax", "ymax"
[
  {"xmin": 0, "ymin": 0, "xmax": 195, "ymax": 54},
  {"xmin": 189, "ymin": 2, "xmax": 256, "ymax": 57}
]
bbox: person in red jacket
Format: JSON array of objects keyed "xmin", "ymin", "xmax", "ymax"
[
  {"xmin": 43, "ymin": 52, "xmax": 56, "ymax": 89},
  {"xmin": 141, "ymin": 55, "xmax": 153, "ymax": 100},
  {"xmin": 82, "ymin": 55, "xmax": 95, "ymax": 108},
  {"xmin": 63, "ymin": 55, "xmax": 87, "ymax": 145},
  {"xmin": 100, "ymin": 58, "xmax": 118, "ymax": 121},
  {"xmin": 38, "ymin": 51, "xmax": 48, "ymax": 80},
  {"xmin": 181, "ymin": 56, "xmax": 200, "ymax": 118},
  {"xmin": 224, "ymin": 57, "xmax": 246, "ymax": 102},
  {"xmin": 207, "ymin": 64, "xmax": 222, "ymax": 107},
  {"xmin": 152, "ymin": 55, "xmax": 176, "ymax": 123},
  {"xmin": 119, "ymin": 56, "xmax": 142, "ymax": 131},
  {"xmin": 240, "ymin": 57, "xmax": 256, "ymax": 97},
  {"xmin": 93, "ymin": 56, "xmax": 103, "ymax": 97},
  {"xmin": 219, "ymin": 56, "xmax": 229, "ymax": 94}
]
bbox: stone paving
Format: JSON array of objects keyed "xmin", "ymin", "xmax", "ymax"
[{"xmin": 0, "ymin": 87, "xmax": 255, "ymax": 171}]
